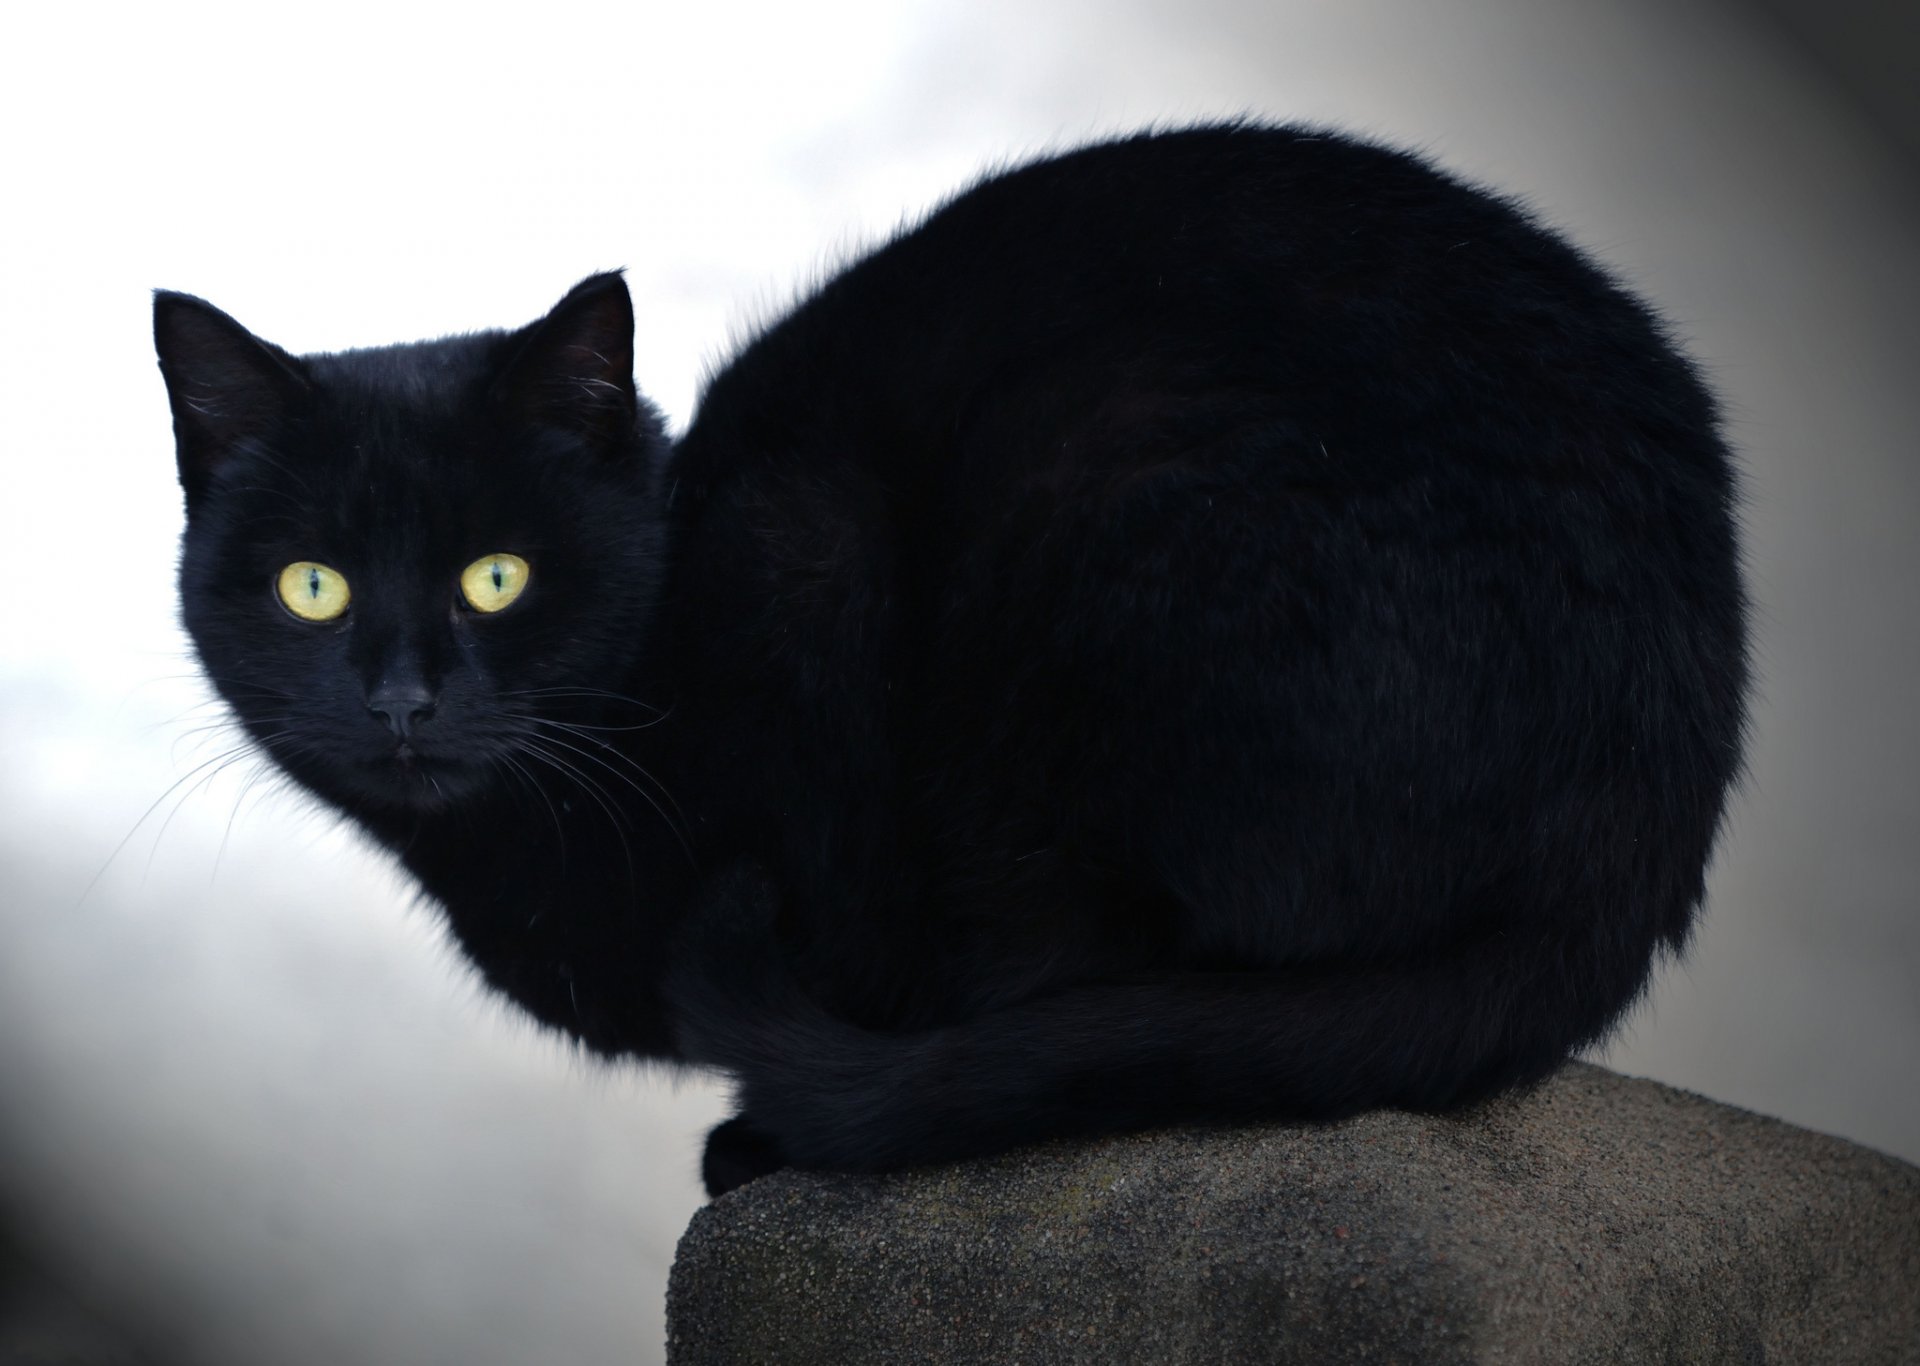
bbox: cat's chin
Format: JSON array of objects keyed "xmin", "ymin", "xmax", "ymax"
[{"xmin": 340, "ymin": 751, "xmax": 489, "ymax": 816}]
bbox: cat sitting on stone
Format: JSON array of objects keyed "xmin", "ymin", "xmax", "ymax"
[{"xmin": 155, "ymin": 123, "xmax": 1749, "ymax": 1196}]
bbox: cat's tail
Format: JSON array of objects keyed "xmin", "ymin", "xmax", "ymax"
[{"xmin": 665, "ymin": 872, "xmax": 1668, "ymax": 1173}]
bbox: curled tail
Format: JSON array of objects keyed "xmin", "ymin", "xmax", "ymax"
[{"xmin": 667, "ymin": 880, "xmax": 1669, "ymax": 1174}]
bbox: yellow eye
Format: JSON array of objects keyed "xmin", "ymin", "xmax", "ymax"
[
  {"xmin": 276, "ymin": 561, "xmax": 351, "ymax": 622},
  {"xmin": 460, "ymin": 553, "xmax": 530, "ymax": 613}
]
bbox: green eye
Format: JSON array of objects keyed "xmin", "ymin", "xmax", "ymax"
[
  {"xmin": 276, "ymin": 561, "xmax": 351, "ymax": 621},
  {"xmin": 460, "ymin": 553, "xmax": 529, "ymax": 613}
]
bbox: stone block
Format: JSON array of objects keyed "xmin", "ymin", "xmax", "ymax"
[{"xmin": 667, "ymin": 1064, "xmax": 1920, "ymax": 1363}]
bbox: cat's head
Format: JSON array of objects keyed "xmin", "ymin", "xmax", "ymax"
[{"xmin": 155, "ymin": 274, "xmax": 671, "ymax": 819}]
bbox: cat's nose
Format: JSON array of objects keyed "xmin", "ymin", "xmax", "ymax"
[{"xmin": 367, "ymin": 683, "xmax": 437, "ymax": 739}]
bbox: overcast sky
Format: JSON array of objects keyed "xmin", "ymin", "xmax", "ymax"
[{"xmin": 2, "ymin": 2, "xmax": 1916, "ymax": 1362}]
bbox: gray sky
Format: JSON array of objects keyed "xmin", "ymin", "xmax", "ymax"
[{"xmin": 1, "ymin": 1, "xmax": 1915, "ymax": 1362}]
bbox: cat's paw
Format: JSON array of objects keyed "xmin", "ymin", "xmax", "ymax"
[{"xmin": 702, "ymin": 1114, "xmax": 787, "ymax": 1197}]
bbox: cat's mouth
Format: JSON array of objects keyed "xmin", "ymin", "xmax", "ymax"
[{"xmin": 356, "ymin": 742, "xmax": 482, "ymax": 811}]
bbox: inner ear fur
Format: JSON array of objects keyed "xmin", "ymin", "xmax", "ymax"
[
  {"xmin": 153, "ymin": 291, "xmax": 311, "ymax": 499},
  {"xmin": 492, "ymin": 272, "xmax": 639, "ymax": 450}
]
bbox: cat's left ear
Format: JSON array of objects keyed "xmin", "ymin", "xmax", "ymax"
[{"xmin": 493, "ymin": 272, "xmax": 639, "ymax": 453}]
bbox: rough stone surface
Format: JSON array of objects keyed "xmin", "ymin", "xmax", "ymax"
[{"xmin": 666, "ymin": 1064, "xmax": 1920, "ymax": 1364}]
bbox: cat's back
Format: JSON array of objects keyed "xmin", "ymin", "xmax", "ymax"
[
  {"xmin": 666, "ymin": 121, "xmax": 1746, "ymax": 808},
  {"xmin": 678, "ymin": 122, "xmax": 1723, "ymax": 505}
]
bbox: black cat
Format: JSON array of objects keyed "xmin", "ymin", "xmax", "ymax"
[{"xmin": 155, "ymin": 123, "xmax": 1749, "ymax": 1197}]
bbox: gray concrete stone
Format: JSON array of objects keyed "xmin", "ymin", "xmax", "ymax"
[{"xmin": 666, "ymin": 1064, "xmax": 1920, "ymax": 1363}]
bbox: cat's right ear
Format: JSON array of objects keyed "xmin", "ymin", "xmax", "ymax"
[
  {"xmin": 491, "ymin": 272, "xmax": 640, "ymax": 455},
  {"xmin": 153, "ymin": 291, "xmax": 311, "ymax": 505}
]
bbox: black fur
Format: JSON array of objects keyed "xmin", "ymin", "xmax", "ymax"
[{"xmin": 156, "ymin": 124, "xmax": 1748, "ymax": 1197}]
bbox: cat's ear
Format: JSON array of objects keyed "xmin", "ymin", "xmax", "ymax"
[
  {"xmin": 492, "ymin": 272, "xmax": 639, "ymax": 453},
  {"xmin": 153, "ymin": 291, "xmax": 311, "ymax": 503}
]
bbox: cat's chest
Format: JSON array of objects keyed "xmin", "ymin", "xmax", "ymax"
[{"xmin": 398, "ymin": 811, "xmax": 688, "ymax": 1057}]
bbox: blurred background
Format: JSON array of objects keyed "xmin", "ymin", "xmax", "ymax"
[{"xmin": 1, "ymin": 0, "xmax": 1914, "ymax": 1361}]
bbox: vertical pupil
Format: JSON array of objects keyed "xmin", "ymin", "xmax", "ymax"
[
  {"xmin": 307, "ymin": 568, "xmax": 321, "ymax": 598},
  {"xmin": 491, "ymin": 562, "xmax": 503, "ymax": 591}
]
